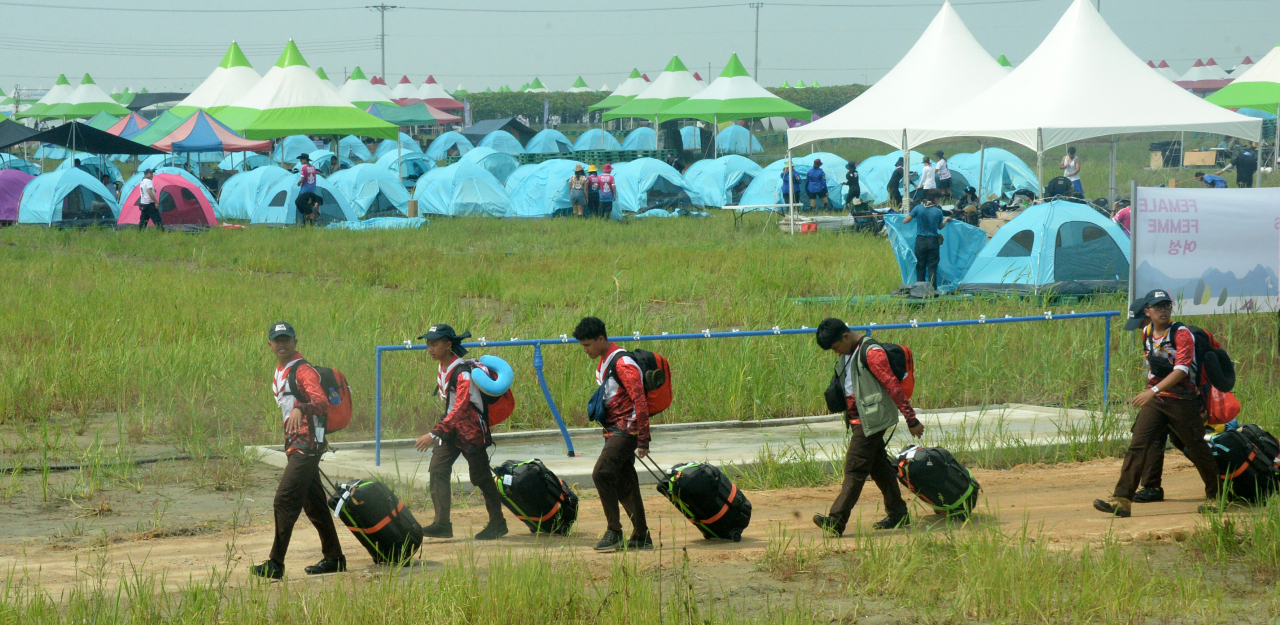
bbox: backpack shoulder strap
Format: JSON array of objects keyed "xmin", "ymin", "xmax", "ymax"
[
  {"xmin": 856, "ymin": 337, "xmax": 881, "ymax": 371},
  {"xmin": 284, "ymin": 358, "xmax": 312, "ymax": 398}
]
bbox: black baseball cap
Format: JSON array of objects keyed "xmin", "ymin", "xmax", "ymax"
[
  {"xmin": 418, "ymin": 323, "xmax": 471, "ymax": 355},
  {"xmin": 1124, "ymin": 289, "xmax": 1174, "ymax": 331},
  {"xmin": 268, "ymin": 321, "xmax": 295, "ymax": 340},
  {"xmin": 298, "ymin": 153, "xmax": 310, "ymax": 161}
]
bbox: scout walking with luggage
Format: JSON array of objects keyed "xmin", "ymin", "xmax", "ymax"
[{"xmin": 414, "ymin": 324, "xmax": 509, "ymax": 540}]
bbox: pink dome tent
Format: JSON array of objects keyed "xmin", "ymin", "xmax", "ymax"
[{"xmin": 118, "ymin": 173, "xmax": 217, "ymax": 228}]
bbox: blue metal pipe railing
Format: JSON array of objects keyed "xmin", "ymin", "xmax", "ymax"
[{"xmin": 373, "ymin": 310, "xmax": 1122, "ymax": 465}]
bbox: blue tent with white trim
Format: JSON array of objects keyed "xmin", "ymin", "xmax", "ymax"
[
  {"xmin": 621, "ymin": 127, "xmax": 656, "ymax": 150},
  {"xmin": 610, "ymin": 157, "xmax": 703, "ymax": 219},
  {"xmin": 682, "ymin": 154, "xmax": 762, "ymax": 208},
  {"xmin": 18, "ymin": 168, "xmax": 120, "ymax": 226},
  {"xmin": 296, "ymin": 149, "xmax": 355, "ymax": 176},
  {"xmin": 958, "ymin": 200, "xmax": 1130, "ymax": 294},
  {"xmin": 504, "ymin": 163, "xmax": 539, "ymax": 193},
  {"xmin": 946, "ymin": 148, "xmax": 1038, "ymax": 201},
  {"xmin": 217, "ymin": 152, "xmax": 272, "ymax": 172},
  {"xmin": 425, "ymin": 131, "xmax": 473, "ymax": 160},
  {"xmin": 55, "ymin": 154, "xmax": 124, "ymax": 184},
  {"xmin": 715, "ymin": 125, "xmax": 762, "ymax": 155},
  {"xmin": 458, "ymin": 146, "xmax": 519, "ymax": 185},
  {"xmin": 271, "ymin": 135, "xmax": 319, "ymax": 164},
  {"xmin": 476, "ymin": 130, "xmax": 525, "ymax": 155},
  {"xmin": 883, "ymin": 213, "xmax": 989, "ymax": 290},
  {"xmin": 571, "ymin": 128, "xmax": 621, "ymax": 151},
  {"xmin": 524, "ymin": 129, "xmax": 573, "ymax": 154},
  {"xmin": 738, "ymin": 152, "xmax": 847, "ymax": 210},
  {"xmin": 852, "ymin": 151, "xmax": 923, "ymax": 205},
  {"xmin": 412, "ymin": 162, "xmax": 511, "ymax": 217},
  {"xmin": 328, "ymin": 163, "xmax": 412, "ymax": 218},
  {"xmin": 217, "ymin": 166, "xmax": 290, "ymax": 220},
  {"xmin": 250, "ymin": 172, "xmax": 358, "ymax": 225},
  {"xmin": 339, "ymin": 135, "xmax": 372, "ymax": 162},
  {"xmin": 0, "ymin": 154, "xmax": 41, "ymax": 176},
  {"xmin": 505, "ymin": 159, "xmax": 586, "ymax": 218},
  {"xmin": 373, "ymin": 132, "xmax": 422, "ymax": 161}
]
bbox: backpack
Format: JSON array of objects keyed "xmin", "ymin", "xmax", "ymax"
[
  {"xmin": 589, "ymin": 349, "xmax": 673, "ymax": 423},
  {"xmin": 894, "ymin": 445, "xmax": 980, "ymax": 517},
  {"xmin": 859, "ymin": 339, "xmax": 916, "ymax": 399},
  {"xmin": 1240, "ymin": 425, "xmax": 1280, "ymax": 474},
  {"xmin": 447, "ymin": 360, "xmax": 515, "ymax": 427},
  {"xmin": 1147, "ymin": 323, "xmax": 1236, "ymax": 392},
  {"xmin": 287, "ymin": 361, "xmax": 353, "ymax": 432},
  {"xmin": 1208, "ymin": 430, "xmax": 1278, "ymax": 503}
]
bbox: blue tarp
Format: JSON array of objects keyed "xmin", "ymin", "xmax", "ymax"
[
  {"xmin": 883, "ymin": 213, "xmax": 989, "ymax": 290},
  {"xmin": 715, "ymin": 125, "xmax": 762, "ymax": 155},
  {"xmin": 17, "ymin": 168, "xmax": 120, "ymax": 226},
  {"xmin": 738, "ymin": 152, "xmax": 848, "ymax": 210},
  {"xmin": 327, "ymin": 216, "xmax": 428, "ymax": 230},
  {"xmin": 425, "ymin": 132, "xmax": 473, "ymax": 160},
  {"xmin": 572, "ymin": 128, "xmax": 621, "ymax": 151},
  {"xmin": 55, "ymin": 154, "xmax": 124, "ymax": 184},
  {"xmin": 621, "ymin": 127, "xmax": 656, "ymax": 150},
  {"xmin": 340, "ymin": 135, "xmax": 372, "ymax": 161},
  {"xmin": 412, "ymin": 162, "xmax": 511, "ymax": 217},
  {"xmin": 0, "ymin": 154, "xmax": 41, "ymax": 176},
  {"xmin": 458, "ymin": 146, "xmax": 519, "ymax": 185},
  {"xmin": 610, "ymin": 157, "xmax": 703, "ymax": 219},
  {"xmin": 680, "ymin": 126, "xmax": 701, "ymax": 150},
  {"xmin": 271, "ymin": 135, "xmax": 319, "ymax": 163},
  {"xmin": 958, "ymin": 200, "xmax": 1131, "ymax": 294},
  {"xmin": 524, "ymin": 129, "xmax": 573, "ymax": 154},
  {"xmin": 250, "ymin": 172, "xmax": 358, "ymax": 225},
  {"xmin": 375, "ymin": 151, "xmax": 436, "ymax": 187},
  {"xmin": 217, "ymin": 166, "xmax": 290, "ymax": 220},
  {"xmin": 505, "ymin": 159, "xmax": 585, "ymax": 218},
  {"xmin": 217, "ymin": 152, "xmax": 272, "ymax": 172},
  {"xmin": 947, "ymin": 148, "xmax": 1038, "ymax": 201},
  {"xmin": 120, "ymin": 167, "xmax": 218, "ymax": 217},
  {"xmin": 328, "ymin": 163, "xmax": 412, "ymax": 218},
  {"xmin": 373, "ymin": 133, "xmax": 423, "ymax": 161},
  {"xmin": 476, "ymin": 130, "xmax": 525, "ymax": 155},
  {"xmin": 682, "ymin": 155, "xmax": 762, "ymax": 208}
]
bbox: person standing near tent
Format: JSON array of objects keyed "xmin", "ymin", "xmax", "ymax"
[
  {"xmin": 1093, "ymin": 290, "xmax": 1221, "ymax": 518},
  {"xmin": 569, "ymin": 165, "xmax": 588, "ymax": 218},
  {"xmin": 934, "ymin": 151, "xmax": 951, "ymax": 197},
  {"xmin": 137, "ymin": 169, "xmax": 162, "ymax": 231},
  {"xmin": 295, "ymin": 153, "xmax": 322, "ymax": 223},
  {"xmin": 1112, "ymin": 201, "xmax": 1132, "ymax": 235},
  {"xmin": 1194, "ymin": 172, "xmax": 1228, "ymax": 189},
  {"xmin": 812, "ymin": 318, "xmax": 923, "ymax": 536},
  {"xmin": 919, "ymin": 157, "xmax": 937, "ymax": 202},
  {"xmin": 844, "ymin": 162, "xmax": 861, "ymax": 209},
  {"xmin": 1060, "ymin": 147, "xmax": 1083, "ymax": 196},
  {"xmin": 903, "ymin": 199, "xmax": 950, "ymax": 288},
  {"xmin": 586, "ymin": 165, "xmax": 601, "ymax": 218},
  {"xmin": 100, "ymin": 174, "xmax": 119, "ymax": 200},
  {"xmin": 887, "ymin": 158, "xmax": 907, "ymax": 207},
  {"xmin": 1224, "ymin": 149, "xmax": 1257, "ymax": 188},
  {"xmin": 781, "ymin": 164, "xmax": 802, "ymax": 207},
  {"xmin": 806, "ymin": 159, "xmax": 831, "ymax": 211},
  {"xmin": 251, "ymin": 322, "xmax": 346, "ymax": 579},
  {"xmin": 597, "ymin": 164, "xmax": 617, "ymax": 220}
]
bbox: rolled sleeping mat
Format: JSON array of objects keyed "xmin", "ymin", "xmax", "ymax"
[{"xmin": 472, "ymin": 355, "xmax": 514, "ymax": 396}]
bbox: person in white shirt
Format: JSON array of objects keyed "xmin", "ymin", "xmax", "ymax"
[
  {"xmin": 919, "ymin": 157, "xmax": 937, "ymax": 202},
  {"xmin": 933, "ymin": 150, "xmax": 951, "ymax": 198},
  {"xmin": 1060, "ymin": 147, "xmax": 1083, "ymax": 196},
  {"xmin": 137, "ymin": 169, "xmax": 162, "ymax": 231}
]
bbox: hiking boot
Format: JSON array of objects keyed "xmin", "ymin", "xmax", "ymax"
[
  {"xmin": 812, "ymin": 514, "xmax": 842, "ymax": 537},
  {"xmin": 1132, "ymin": 487, "xmax": 1164, "ymax": 503},
  {"xmin": 422, "ymin": 522, "xmax": 454, "ymax": 539},
  {"xmin": 474, "ymin": 519, "xmax": 508, "ymax": 541},
  {"xmin": 872, "ymin": 514, "xmax": 910, "ymax": 530},
  {"xmin": 1197, "ymin": 500, "xmax": 1219, "ymax": 514},
  {"xmin": 249, "ymin": 559, "xmax": 284, "ymax": 580},
  {"xmin": 625, "ymin": 531, "xmax": 653, "ymax": 551},
  {"xmin": 594, "ymin": 529, "xmax": 625, "ymax": 551},
  {"xmin": 1093, "ymin": 497, "xmax": 1132, "ymax": 518},
  {"xmin": 304, "ymin": 557, "xmax": 346, "ymax": 575}
]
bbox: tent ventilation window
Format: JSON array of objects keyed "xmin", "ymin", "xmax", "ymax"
[
  {"xmin": 997, "ymin": 230, "xmax": 1035, "ymax": 257},
  {"xmin": 268, "ymin": 191, "xmax": 287, "ymax": 207},
  {"xmin": 1054, "ymin": 221, "xmax": 1128, "ymax": 282}
]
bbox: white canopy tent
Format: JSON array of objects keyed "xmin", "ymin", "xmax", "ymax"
[
  {"xmin": 1175, "ymin": 59, "xmax": 1233, "ymax": 92},
  {"xmin": 337, "ymin": 67, "xmax": 393, "ymax": 107},
  {"xmin": 172, "ymin": 41, "xmax": 262, "ymax": 116},
  {"xmin": 1152, "ymin": 60, "xmax": 1180, "ymax": 81}
]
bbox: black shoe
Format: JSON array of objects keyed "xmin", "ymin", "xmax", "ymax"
[
  {"xmin": 422, "ymin": 522, "xmax": 453, "ymax": 539},
  {"xmin": 625, "ymin": 531, "xmax": 653, "ymax": 550},
  {"xmin": 304, "ymin": 557, "xmax": 346, "ymax": 575},
  {"xmin": 594, "ymin": 529, "xmax": 625, "ymax": 551},
  {"xmin": 812, "ymin": 514, "xmax": 842, "ymax": 537},
  {"xmin": 872, "ymin": 515, "xmax": 909, "ymax": 530},
  {"xmin": 249, "ymin": 559, "xmax": 284, "ymax": 580},
  {"xmin": 1093, "ymin": 497, "xmax": 1132, "ymax": 518},
  {"xmin": 1132, "ymin": 487, "xmax": 1164, "ymax": 503},
  {"xmin": 475, "ymin": 519, "xmax": 508, "ymax": 541}
]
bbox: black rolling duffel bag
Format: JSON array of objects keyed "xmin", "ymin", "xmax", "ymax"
[
  {"xmin": 641, "ymin": 456, "xmax": 751, "ymax": 542},
  {"xmin": 894, "ymin": 445, "xmax": 980, "ymax": 518},
  {"xmin": 492, "ymin": 459, "xmax": 579, "ymax": 535},
  {"xmin": 328, "ymin": 478, "xmax": 423, "ymax": 564},
  {"xmin": 1209, "ymin": 430, "xmax": 1277, "ymax": 503}
]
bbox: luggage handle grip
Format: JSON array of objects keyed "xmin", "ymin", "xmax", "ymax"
[{"xmin": 636, "ymin": 452, "xmax": 666, "ymax": 483}]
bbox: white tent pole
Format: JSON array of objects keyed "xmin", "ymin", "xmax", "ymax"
[
  {"xmin": 787, "ymin": 148, "xmax": 795, "ymax": 235},
  {"xmin": 1274, "ymin": 102, "xmax": 1279, "ymax": 175},
  {"xmin": 713, "ymin": 114, "xmax": 717, "ymax": 159},
  {"xmin": 977, "ymin": 141, "xmax": 986, "ymax": 201},
  {"xmin": 1108, "ymin": 135, "xmax": 1117, "ymax": 209},
  {"xmin": 901, "ymin": 130, "xmax": 910, "ymax": 215},
  {"xmin": 1036, "ymin": 129, "xmax": 1043, "ymax": 196}
]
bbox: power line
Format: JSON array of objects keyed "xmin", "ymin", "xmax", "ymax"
[{"xmin": 0, "ymin": 0, "xmax": 354, "ymax": 11}]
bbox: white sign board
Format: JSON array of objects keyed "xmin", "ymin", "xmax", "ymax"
[{"xmin": 1132, "ymin": 187, "xmax": 1280, "ymax": 315}]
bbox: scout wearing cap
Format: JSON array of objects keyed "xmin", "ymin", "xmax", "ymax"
[
  {"xmin": 1124, "ymin": 289, "xmax": 1173, "ymax": 331},
  {"xmin": 418, "ymin": 324, "xmax": 471, "ymax": 357}
]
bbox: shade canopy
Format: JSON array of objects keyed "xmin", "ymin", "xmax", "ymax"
[
  {"xmin": 127, "ymin": 111, "xmax": 190, "ymax": 148},
  {"xmin": 567, "ymin": 77, "xmax": 593, "ymax": 93},
  {"xmin": 588, "ymin": 69, "xmax": 648, "ymax": 112},
  {"xmin": 1175, "ymin": 59, "xmax": 1233, "ymax": 92},
  {"xmin": 17, "ymin": 74, "xmax": 74, "ymax": 119},
  {"xmin": 415, "ymin": 76, "xmax": 464, "ymax": 110},
  {"xmin": 1151, "ymin": 60, "xmax": 1180, "ymax": 81},
  {"xmin": 44, "ymin": 74, "xmax": 131, "ymax": 119},
  {"xmin": 391, "ymin": 76, "xmax": 420, "ymax": 101},
  {"xmin": 1207, "ymin": 45, "xmax": 1280, "ymax": 115},
  {"xmin": 658, "ymin": 53, "xmax": 810, "ymax": 123},
  {"xmin": 105, "ymin": 112, "xmax": 151, "ymax": 139},
  {"xmin": 171, "ymin": 42, "xmax": 262, "ymax": 116},
  {"xmin": 914, "ymin": 0, "xmax": 1261, "ymax": 151},
  {"xmin": 789, "ymin": 1, "xmax": 1008, "ymax": 149},
  {"xmin": 86, "ymin": 112, "xmax": 120, "ymax": 131},
  {"xmin": 152, "ymin": 110, "xmax": 271, "ymax": 153},
  {"xmin": 366, "ymin": 101, "xmax": 437, "ymax": 126},
  {"xmin": 603, "ymin": 58, "xmax": 703, "ymax": 121},
  {"xmin": 0, "ymin": 119, "xmax": 38, "ymax": 147},
  {"xmin": 0, "ymin": 122, "xmax": 161, "ymax": 155},
  {"xmin": 337, "ymin": 67, "xmax": 394, "ymax": 108}
]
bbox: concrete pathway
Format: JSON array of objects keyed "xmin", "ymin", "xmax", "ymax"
[{"xmin": 251, "ymin": 404, "xmax": 1105, "ymax": 490}]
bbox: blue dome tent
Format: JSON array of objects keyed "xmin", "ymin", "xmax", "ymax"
[
  {"xmin": 610, "ymin": 157, "xmax": 704, "ymax": 219},
  {"xmin": 680, "ymin": 126, "xmax": 702, "ymax": 150},
  {"xmin": 425, "ymin": 131, "xmax": 474, "ymax": 160},
  {"xmin": 375, "ymin": 151, "xmax": 436, "ymax": 187},
  {"xmin": 0, "ymin": 154, "xmax": 41, "ymax": 176},
  {"xmin": 682, "ymin": 155, "xmax": 762, "ymax": 207},
  {"xmin": 738, "ymin": 152, "xmax": 848, "ymax": 209},
  {"xmin": 339, "ymin": 135, "xmax": 372, "ymax": 162},
  {"xmin": 412, "ymin": 162, "xmax": 511, "ymax": 217},
  {"xmin": 621, "ymin": 127, "xmax": 656, "ymax": 150},
  {"xmin": 504, "ymin": 163, "xmax": 540, "ymax": 192},
  {"xmin": 329, "ymin": 164, "xmax": 412, "ymax": 218},
  {"xmin": 571, "ymin": 128, "xmax": 621, "ymax": 151},
  {"xmin": 715, "ymin": 125, "xmax": 762, "ymax": 155},
  {"xmin": 217, "ymin": 152, "xmax": 273, "ymax": 172},
  {"xmin": 271, "ymin": 135, "xmax": 319, "ymax": 164},
  {"xmin": 958, "ymin": 201, "xmax": 1130, "ymax": 295},
  {"xmin": 850, "ymin": 151, "xmax": 924, "ymax": 205},
  {"xmin": 458, "ymin": 146, "xmax": 520, "ymax": 185},
  {"xmin": 250, "ymin": 172, "xmax": 358, "ymax": 225},
  {"xmin": 217, "ymin": 166, "xmax": 290, "ymax": 220},
  {"xmin": 524, "ymin": 129, "xmax": 573, "ymax": 154},
  {"xmin": 296, "ymin": 149, "xmax": 355, "ymax": 175},
  {"xmin": 34, "ymin": 144, "xmax": 70, "ymax": 160},
  {"xmin": 373, "ymin": 133, "xmax": 423, "ymax": 161},
  {"xmin": 505, "ymin": 159, "xmax": 586, "ymax": 218},
  {"xmin": 18, "ymin": 168, "xmax": 120, "ymax": 227},
  {"xmin": 121, "ymin": 167, "xmax": 218, "ymax": 216},
  {"xmin": 883, "ymin": 213, "xmax": 989, "ymax": 291},
  {"xmin": 476, "ymin": 130, "xmax": 525, "ymax": 155},
  {"xmin": 55, "ymin": 154, "xmax": 124, "ymax": 184},
  {"xmin": 946, "ymin": 148, "xmax": 1038, "ymax": 201}
]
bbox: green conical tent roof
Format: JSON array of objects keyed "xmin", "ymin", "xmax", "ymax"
[
  {"xmin": 657, "ymin": 52, "xmax": 811, "ymax": 123},
  {"xmin": 140, "ymin": 88, "xmax": 149, "ymax": 94},
  {"xmin": 315, "ymin": 67, "xmax": 331, "ymax": 80},
  {"xmin": 589, "ymin": 68, "xmax": 649, "ymax": 112},
  {"xmin": 17, "ymin": 74, "xmax": 73, "ymax": 118},
  {"xmin": 221, "ymin": 41, "xmax": 252, "ymax": 69},
  {"xmin": 780, "ymin": 80, "xmax": 792, "ymax": 88},
  {"xmin": 349, "ymin": 67, "xmax": 368, "ymax": 81},
  {"xmin": 274, "ymin": 39, "xmax": 308, "ymax": 69},
  {"xmin": 484, "ymin": 87, "xmax": 494, "ymax": 93},
  {"xmin": 996, "ymin": 54, "xmax": 1012, "ymax": 68},
  {"xmin": 811, "ymin": 80, "xmax": 821, "ymax": 88},
  {"xmin": 602, "ymin": 55, "xmax": 705, "ymax": 121},
  {"xmin": 44, "ymin": 73, "xmax": 131, "ymax": 119},
  {"xmin": 795, "ymin": 80, "xmax": 807, "ymax": 89},
  {"xmin": 499, "ymin": 85, "xmax": 511, "ymax": 92},
  {"xmin": 570, "ymin": 76, "xmax": 589, "ymax": 89},
  {"xmin": 528, "ymin": 77, "xmax": 547, "ymax": 92}
]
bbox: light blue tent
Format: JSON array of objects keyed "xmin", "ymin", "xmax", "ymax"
[
  {"xmin": 296, "ymin": 149, "xmax": 355, "ymax": 175},
  {"xmin": 33, "ymin": 144, "xmax": 70, "ymax": 160},
  {"xmin": 120, "ymin": 167, "xmax": 218, "ymax": 217},
  {"xmin": 137, "ymin": 154, "xmax": 192, "ymax": 173},
  {"xmin": 572, "ymin": 128, "xmax": 622, "ymax": 151},
  {"xmin": 412, "ymin": 162, "xmax": 511, "ymax": 217},
  {"xmin": 217, "ymin": 166, "xmax": 290, "ymax": 220},
  {"xmin": 0, "ymin": 154, "xmax": 41, "ymax": 176},
  {"xmin": 621, "ymin": 127, "xmax": 656, "ymax": 150},
  {"xmin": 610, "ymin": 157, "xmax": 703, "ymax": 219},
  {"xmin": 504, "ymin": 163, "xmax": 540, "ymax": 192},
  {"xmin": 339, "ymin": 135, "xmax": 372, "ymax": 162},
  {"xmin": 883, "ymin": 213, "xmax": 989, "ymax": 291},
  {"xmin": 738, "ymin": 152, "xmax": 848, "ymax": 210},
  {"xmin": 852, "ymin": 151, "xmax": 924, "ymax": 205},
  {"xmin": 375, "ymin": 151, "xmax": 436, "ymax": 187},
  {"xmin": 458, "ymin": 146, "xmax": 519, "ymax": 185},
  {"xmin": 425, "ymin": 131, "xmax": 474, "ymax": 160},
  {"xmin": 505, "ymin": 159, "xmax": 586, "ymax": 218},
  {"xmin": 524, "ymin": 129, "xmax": 573, "ymax": 154},
  {"xmin": 958, "ymin": 201, "xmax": 1130, "ymax": 294},
  {"xmin": 682, "ymin": 155, "xmax": 763, "ymax": 208},
  {"xmin": 250, "ymin": 172, "xmax": 358, "ymax": 225},
  {"xmin": 271, "ymin": 135, "xmax": 319, "ymax": 163},
  {"xmin": 680, "ymin": 126, "xmax": 702, "ymax": 150},
  {"xmin": 946, "ymin": 148, "xmax": 1038, "ymax": 201},
  {"xmin": 55, "ymin": 154, "xmax": 124, "ymax": 184},
  {"xmin": 217, "ymin": 152, "xmax": 272, "ymax": 172},
  {"xmin": 17, "ymin": 168, "xmax": 120, "ymax": 226},
  {"xmin": 374, "ymin": 132, "xmax": 423, "ymax": 161},
  {"xmin": 476, "ymin": 130, "xmax": 525, "ymax": 155},
  {"xmin": 715, "ymin": 125, "xmax": 762, "ymax": 155},
  {"xmin": 328, "ymin": 164, "xmax": 412, "ymax": 219}
]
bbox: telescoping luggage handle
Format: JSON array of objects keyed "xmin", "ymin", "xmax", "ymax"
[
  {"xmin": 636, "ymin": 453, "xmax": 667, "ymax": 484},
  {"xmin": 637, "ymin": 454, "xmax": 738, "ymax": 540}
]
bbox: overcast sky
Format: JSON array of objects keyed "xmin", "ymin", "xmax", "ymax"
[{"xmin": 0, "ymin": 0, "xmax": 1274, "ymax": 94}]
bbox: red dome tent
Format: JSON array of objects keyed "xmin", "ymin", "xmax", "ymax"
[{"xmin": 118, "ymin": 173, "xmax": 217, "ymax": 228}]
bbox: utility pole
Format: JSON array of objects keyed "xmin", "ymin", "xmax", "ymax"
[
  {"xmin": 750, "ymin": 3, "xmax": 763, "ymax": 79},
  {"xmin": 366, "ymin": 4, "xmax": 399, "ymax": 81}
]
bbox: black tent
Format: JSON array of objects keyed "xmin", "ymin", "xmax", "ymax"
[
  {"xmin": 0, "ymin": 119, "xmax": 38, "ymax": 148},
  {"xmin": 125, "ymin": 92, "xmax": 189, "ymax": 112},
  {"xmin": 461, "ymin": 117, "xmax": 535, "ymax": 144},
  {"xmin": 0, "ymin": 122, "xmax": 161, "ymax": 155}
]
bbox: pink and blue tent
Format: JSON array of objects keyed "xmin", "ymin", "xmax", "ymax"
[
  {"xmin": 151, "ymin": 110, "xmax": 272, "ymax": 154},
  {"xmin": 105, "ymin": 112, "xmax": 150, "ymax": 140}
]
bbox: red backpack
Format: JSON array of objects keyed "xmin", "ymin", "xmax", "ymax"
[
  {"xmin": 859, "ymin": 339, "xmax": 916, "ymax": 399},
  {"xmin": 287, "ymin": 362, "xmax": 353, "ymax": 432}
]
